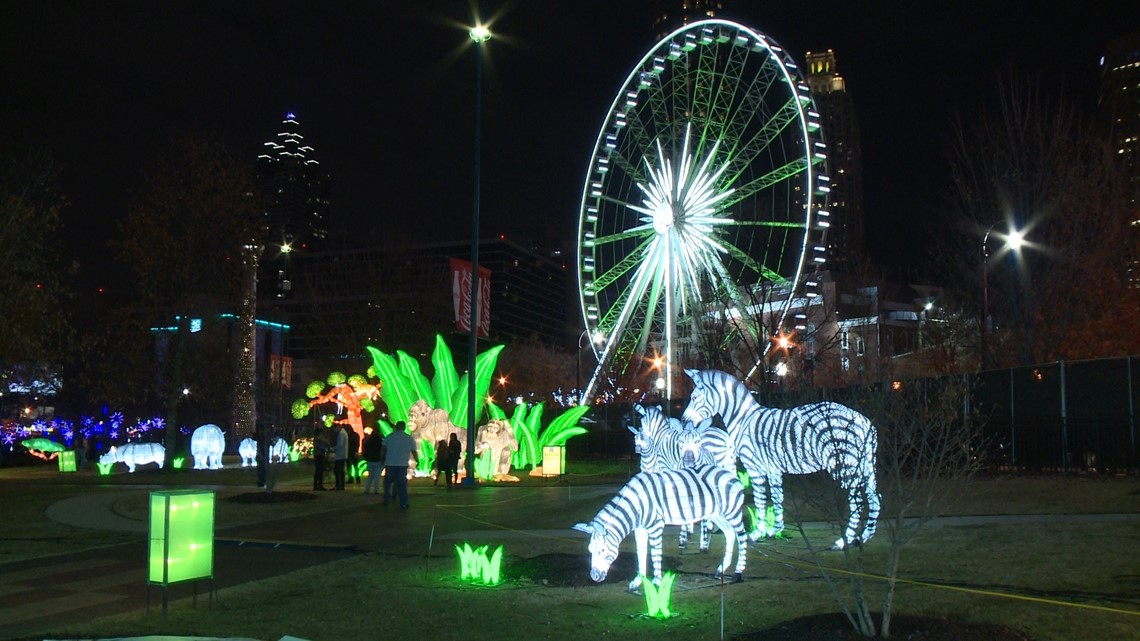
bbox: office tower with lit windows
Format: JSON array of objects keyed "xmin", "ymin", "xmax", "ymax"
[
  {"xmin": 1099, "ymin": 32, "xmax": 1140, "ymax": 218},
  {"xmin": 256, "ymin": 113, "xmax": 331, "ymax": 253},
  {"xmin": 256, "ymin": 112, "xmax": 332, "ymax": 302},
  {"xmin": 805, "ymin": 50, "xmax": 866, "ymax": 273}
]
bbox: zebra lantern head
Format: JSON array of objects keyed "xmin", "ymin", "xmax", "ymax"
[
  {"xmin": 629, "ymin": 404, "xmax": 661, "ymax": 455},
  {"xmin": 572, "ymin": 520, "xmax": 619, "ymax": 582},
  {"xmin": 682, "ymin": 369, "xmax": 734, "ymax": 426}
]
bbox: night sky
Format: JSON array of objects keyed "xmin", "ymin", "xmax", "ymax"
[{"xmin": 2, "ymin": 0, "xmax": 1138, "ymax": 294}]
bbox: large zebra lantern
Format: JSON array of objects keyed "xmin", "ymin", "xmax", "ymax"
[
  {"xmin": 682, "ymin": 369, "xmax": 880, "ymax": 549},
  {"xmin": 630, "ymin": 404, "xmax": 736, "ymax": 550},
  {"xmin": 572, "ymin": 467, "xmax": 748, "ymax": 592}
]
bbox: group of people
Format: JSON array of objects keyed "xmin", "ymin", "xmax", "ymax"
[
  {"xmin": 311, "ymin": 421, "xmax": 461, "ymax": 509},
  {"xmin": 433, "ymin": 433, "xmax": 463, "ymax": 488}
]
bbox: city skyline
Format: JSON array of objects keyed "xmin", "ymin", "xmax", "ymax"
[{"xmin": 2, "ymin": 1, "xmax": 1137, "ymax": 295}]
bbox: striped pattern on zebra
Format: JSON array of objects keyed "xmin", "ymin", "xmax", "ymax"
[
  {"xmin": 630, "ymin": 404, "xmax": 737, "ymax": 550},
  {"xmin": 681, "ymin": 369, "xmax": 880, "ymax": 549},
  {"xmin": 572, "ymin": 467, "xmax": 748, "ymax": 591}
]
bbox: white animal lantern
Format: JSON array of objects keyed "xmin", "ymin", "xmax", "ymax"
[
  {"xmin": 573, "ymin": 467, "xmax": 748, "ymax": 591},
  {"xmin": 269, "ymin": 437, "xmax": 290, "ymax": 463},
  {"xmin": 407, "ymin": 399, "xmax": 466, "ymax": 473},
  {"xmin": 682, "ymin": 368, "xmax": 881, "ymax": 549},
  {"xmin": 238, "ymin": 438, "xmax": 258, "ymax": 467},
  {"xmin": 190, "ymin": 424, "xmax": 225, "ymax": 470},
  {"xmin": 475, "ymin": 419, "xmax": 519, "ymax": 482},
  {"xmin": 99, "ymin": 442, "xmax": 165, "ymax": 473}
]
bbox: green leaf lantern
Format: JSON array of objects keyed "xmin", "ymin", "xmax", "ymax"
[
  {"xmin": 366, "ymin": 347, "xmax": 416, "ymax": 424},
  {"xmin": 447, "ymin": 344, "xmax": 505, "ymax": 428},
  {"xmin": 326, "ymin": 371, "xmax": 347, "ymax": 387},
  {"xmin": 397, "ymin": 350, "xmax": 435, "ymax": 407},
  {"xmin": 539, "ymin": 405, "xmax": 590, "ymax": 448},
  {"xmin": 430, "ymin": 335, "xmax": 459, "ymax": 411}
]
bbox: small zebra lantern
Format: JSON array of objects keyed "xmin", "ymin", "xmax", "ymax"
[{"xmin": 572, "ymin": 467, "xmax": 748, "ymax": 592}]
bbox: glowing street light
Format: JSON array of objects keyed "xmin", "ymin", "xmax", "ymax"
[{"xmin": 981, "ymin": 222, "xmax": 1024, "ymax": 369}]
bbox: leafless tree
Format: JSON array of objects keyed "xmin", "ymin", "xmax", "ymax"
[
  {"xmin": 788, "ymin": 374, "xmax": 984, "ymax": 638},
  {"xmin": 943, "ymin": 72, "xmax": 1140, "ymax": 367}
]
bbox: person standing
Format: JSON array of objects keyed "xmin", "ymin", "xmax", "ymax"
[
  {"xmin": 447, "ymin": 433, "xmax": 463, "ymax": 487},
  {"xmin": 361, "ymin": 427, "xmax": 384, "ymax": 495},
  {"xmin": 333, "ymin": 426, "xmax": 348, "ymax": 491},
  {"xmin": 312, "ymin": 430, "xmax": 328, "ymax": 491},
  {"xmin": 346, "ymin": 427, "xmax": 360, "ymax": 484},
  {"xmin": 433, "ymin": 439, "xmax": 448, "ymax": 486},
  {"xmin": 382, "ymin": 421, "xmax": 417, "ymax": 509}
]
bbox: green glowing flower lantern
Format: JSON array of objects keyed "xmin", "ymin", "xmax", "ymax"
[
  {"xmin": 455, "ymin": 543, "xmax": 503, "ymax": 586},
  {"xmin": 148, "ymin": 490, "xmax": 215, "ymax": 586},
  {"xmin": 642, "ymin": 571, "xmax": 677, "ymax": 619},
  {"xmin": 57, "ymin": 450, "xmax": 77, "ymax": 473},
  {"xmin": 172, "ymin": 456, "xmax": 185, "ymax": 469},
  {"xmin": 97, "ymin": 462, "xmax": 114, "ymax": 475},
  {"xmin": 541, "ymin": 445, "xmax": 565, "ymax": 477}
]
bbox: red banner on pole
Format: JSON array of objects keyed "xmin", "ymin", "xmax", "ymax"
[{"xmin": 450, "ymin": 258, "xmax": 491, "ymax": 338}]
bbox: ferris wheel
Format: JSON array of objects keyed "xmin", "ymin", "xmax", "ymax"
[{"xmin": 577, "ymin": 19, "xmax": 830, "ymax": 403}]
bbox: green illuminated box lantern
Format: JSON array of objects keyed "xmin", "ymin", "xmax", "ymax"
[
  {"xmin": 541, "ymin": 445, "xmax": 565, "ymax": 477},
  {"xmin": 148, "ymin": 490, "xmax": 215, "ymax": 586},
  {"xmin": 57, "ymin": 450, "xmax": 77, "ymax": 473}
]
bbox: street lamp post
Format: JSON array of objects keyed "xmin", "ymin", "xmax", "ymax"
[
  {"xmin": 981, "ymin": 223, "xmax": 1024, "ymax": 370},
  {"xmin": 464, "ymin": 21, "xmax": 490, "ymax": 487}
]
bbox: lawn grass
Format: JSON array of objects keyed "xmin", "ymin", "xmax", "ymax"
[{"xmin": 2, "ymin": 458, "xmax": 1139, "ymax": 640}]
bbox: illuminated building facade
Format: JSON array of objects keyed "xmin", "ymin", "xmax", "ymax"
[
  {"xmin": 281, "ymin": 239, "xmax": 567, "ymax": 365},
  {"xmin": 805, "ymin": 50, "xmax": 866, "ymax": 273},
  {"xmin": 1100, "ymin": 32, "xmax": 1140, "ymax": 218},
  {"xmin": 651, "ymin": 0, "xmax": 725, "ymax": 39},
  {"xmin": 256, "ymin": 113, "xmax": 331, "ymax": 300}
]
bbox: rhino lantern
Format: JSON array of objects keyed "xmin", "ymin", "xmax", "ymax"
[{"xmin": 100, "ymin": 442, "xmax": 165, "ymax": 473}]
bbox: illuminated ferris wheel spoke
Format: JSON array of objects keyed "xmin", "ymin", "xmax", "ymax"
[{"xmin": 577, "ymin": 19, "xmax": 828, "ymax": 403}]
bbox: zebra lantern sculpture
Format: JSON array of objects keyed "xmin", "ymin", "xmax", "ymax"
[
  {"xmin": 629, "ymin": 404, "xmax": 735, "ymax": 550},
  {"xmin": 682, "ymin": 369, "xmax": 880, "ymax": 549},
  {"xmin": 572, "ymin": 467, "xmax": 748, "ymax": 591}
]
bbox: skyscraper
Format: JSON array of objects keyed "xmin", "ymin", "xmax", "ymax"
[
  {"xmin": 256, "ymin": 113, "xmax": 331, "ymax": 253},
  {"xmin": 1099, "ymin": 32, "xmax": 1140, "ymax": 218},
  {"xmin": 805, "ymin": 50, "xmax": 866, "ymax": 274}
]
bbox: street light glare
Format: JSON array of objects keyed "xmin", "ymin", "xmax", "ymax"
[
  {"xmin": 1007, "ymin": 229, "xmax": 1024, "ymax": 251},
  {"xmin": 469, "ymin": 24, "xmax": 491, "ymax": 42}
]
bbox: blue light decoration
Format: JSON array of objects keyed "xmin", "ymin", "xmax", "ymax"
[
  {"xmin": 573, "ymin": 467, "xmax": 747, "ymax": 591},
  {"xmin": 681, "ymin": 369, "xmax": 881, "ymax": 549}
]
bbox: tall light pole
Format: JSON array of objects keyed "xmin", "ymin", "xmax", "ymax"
[
  {"xmin": 981, "ymin": 223, "xmax": 1024, "ymax": 370},
  {"xmin": 464, "ymin": 20, "xmax": 491, "ymax": 486}
]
